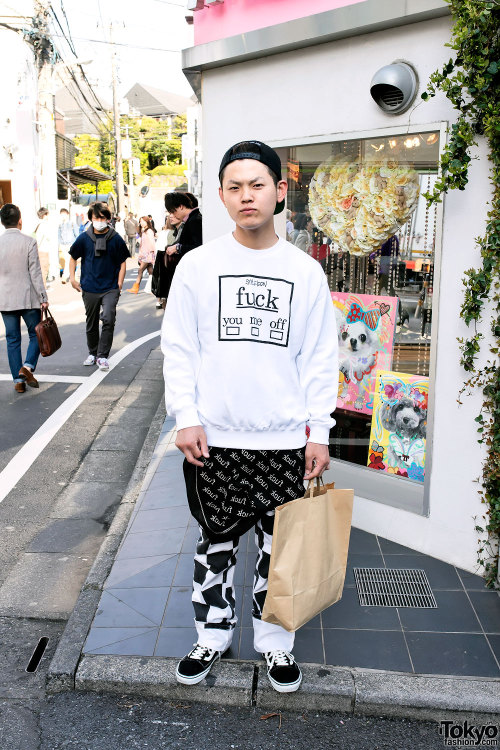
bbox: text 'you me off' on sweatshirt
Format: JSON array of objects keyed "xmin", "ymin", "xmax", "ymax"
[{"xmin": 161, "ymin": 233, "xmax": 339, "ymax": 450}]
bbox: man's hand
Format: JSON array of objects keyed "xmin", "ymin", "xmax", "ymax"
[
  {"xmin": 304, "ymin": 442, "xmax": 330, "ymax": 480},
  {"xmin": 70, "ymin": 278, "xmax": 81, "ymax": 293},
  {"xmin": 166, "ymin": 244, "xmax": 177, "ymax": 256},
  {"xmin": 41, "ymin": 302, "xmax": 49, "ymax": 311},
  {"xmin": 176, "ymin": 426, "xmax": 210, "ymax": 467}
]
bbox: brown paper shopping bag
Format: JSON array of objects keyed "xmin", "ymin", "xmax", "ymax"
[{"xmin": 262, "ymin": 480, "xmax": 354, "ymax": 632}]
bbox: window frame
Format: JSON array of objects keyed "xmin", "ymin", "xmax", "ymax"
[{"xmin": 271, "ymin": 121, "xmax": 447, "ymax": 516}]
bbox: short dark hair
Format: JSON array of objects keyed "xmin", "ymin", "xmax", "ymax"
[
  {"xmin": 219, "ymin": 141, "xmax": 279, "ymax": 187},
  {"xmin": 60, "ymin": 207, "xmax": 69, "ymax": 214},
  {"xmin": 1, "ymin": 203, "xmax": 21, "ymax": 228},
  {"xmin": 294, "ymin": 213, "xmax": 310, "ymax": 231},
  {"xmin": 164, "ymin": 192, "xmax": 191, "ymax": 212},
  {"xmin": 88, "ymin": 201, "xmax": 111, "ymax": 221},
  {"xmin": 184, "ymin": 192, "xmax": 198, "ymax": 208},
  {"xmin": 37, "ymin": 207, "xmax": 49, "ymax": 220}
]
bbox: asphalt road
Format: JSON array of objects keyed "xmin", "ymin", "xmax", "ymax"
[{"xmin": 0, "ymin": 264, "xmax": 452, "ymax": 749}]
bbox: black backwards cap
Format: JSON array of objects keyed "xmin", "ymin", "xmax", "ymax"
[{"xmin": 218, "ymin": 140, "xmax": 285, "ymax": 215}]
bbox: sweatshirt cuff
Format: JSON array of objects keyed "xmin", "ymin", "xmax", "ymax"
[
  {"xmin": 175, "ymin": 407, "xmax": 202, "ymax": 431},
  {"xmin": 307, "ymin": 423, "xmax": 332, "ymax": 445}
]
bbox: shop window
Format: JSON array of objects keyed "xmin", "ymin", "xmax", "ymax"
[{"xmin": 284, "ymin": 130, "xmax": 440, "ymax": 513}]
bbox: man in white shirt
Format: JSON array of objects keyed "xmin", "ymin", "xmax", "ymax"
[{"xmin": 161, "ymin": 140, "xmax": 338, "ymax": 693}]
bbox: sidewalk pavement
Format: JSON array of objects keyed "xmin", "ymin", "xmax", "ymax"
[{"xmin": 48, "ymin": 415, "xmax": 500, "ymax": 722}]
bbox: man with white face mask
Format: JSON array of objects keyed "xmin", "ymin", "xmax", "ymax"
[{"xmin": 68, "ymin": 202, "xmax": 129, "ymax": 370}]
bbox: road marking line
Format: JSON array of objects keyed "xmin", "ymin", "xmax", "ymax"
[
  {"xmin": 0, "ymin": 330, "xmax": 161, "ymax": 503},
  {"xmin": 0, "ymin": 374, "xmax": 88, "ymax": 384}
]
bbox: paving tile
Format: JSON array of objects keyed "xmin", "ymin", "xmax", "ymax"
[
  {"xmin": 93, "ymin": 591, "xmax": 158, "ymax": 628},
  {"xmin": 139, "ymin": 486, "xmax": 188, "ymax": 511},
  {"xmin": 172, "ymin": 553, "xmax": 195, "ymax": 586},
  {"xmin": 348, "ymin": 527, "xmax": 380, "ymax": 555},
  {"xmin": 467, "ymin": 591, "xmax": 500, "ymax": 633},
  {"xmin": 378, "ymin": 537, "xmax": 423, "ymax": 556},
  {"xmin": 84, "ymin": 626, "xmax": 157, "ymax": 654},
  {"xmin": 155, "ymin": 627, "xmax": 197, "ymax": 658},
  {"xmin": 322, "ymin": 587, "xmax": 401, "ymax": 630},
  {"xmin": 405, "ymin": 632, "xmax": 500, "ymax": 677},
  {"xmin": 161, "ymin": 586, "xmax": 196, "ymax": 628},
  {"xmin": 181, "ymin": 526, "xmax": 201, "ymax": 553},
  {"xmin": 245, "ymin": 553, "xmax": 258, "ymax": 585},
  {"xmin": 104, "ymin": 587, "xmax": 170, "ymax": 626},
  {"xmin": 457, "ymin": 569, "xmax": 491, "ymax": 591},
  {"xmin": 238, "ymin": 627, "xmax": 257, "ymax": 660},
  {"xmin": 486, "ymin": 634, "xmax": 500, "ymax": 665},
  {"xmin": 104, "ymin": 555, "xmax": 179, "ymax": 589},
  {"xmin": 85, "ymin": 627, "xmax": 158, "ymax": 656},
  {"xmin": 345, "ymin": 554, "xmax": 385, "ymax": 587},
  {"xmin": 155, "ymin": 455, "xmax": 188, "ymax": 473},
  {"xmin": 293, "ymin": 626, "xmax": 325, "ymax": 664},
  {"xmin": 324, "ymin": 629, "xmax": 412, "ymax": 672},
  {"xmin": 148, "ymin": 464, "xmax": 184, "ymax": 492},
  {"xmin": 384, "ymin": 554, "xmax": 463, "ymax": 590},
  {"xmin": 131, "ymin": 506, "xmax": 191, "ymax": 533},
  {"xmin": 117, "ymin": 528, "xmax": 184, "ymax": 559},
  {"xmin": 241, "ymin": 586, "xmax": 254, "ymax": 627},
  {"xmin": 399, "ymin": 590, "xmax": 482, "ymax": 633}
]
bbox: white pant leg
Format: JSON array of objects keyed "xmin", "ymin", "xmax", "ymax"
[
  {"xmin": 252, "ymin": 512, "xmax": 295, "ymax": 654},
  {"xmin": 192, "ymin": 528, "xmax": 240, "ymax": 652}
]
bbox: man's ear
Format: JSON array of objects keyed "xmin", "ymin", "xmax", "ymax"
[
  {"xmin": 218, "ymin": 186, "xmax": 226, "ymax": 207},
  {"xmin": 277, "ymin": 179, "xmax": 288, "ymax": 203}
]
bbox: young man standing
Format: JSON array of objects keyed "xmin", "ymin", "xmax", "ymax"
[
  {"xmin": 161, "ymin": 141, "xmax": 338, "ymax": 693},
  {"xmin": 69, "ymin": 202, "xmax": 129, "ymax": 371},
  {"xmin": 164, "ymin": 192, "xmax": 202, "ymax": 259}
]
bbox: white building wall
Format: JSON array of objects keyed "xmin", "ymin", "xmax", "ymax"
[
  {"xmin": 0, "ymin": 18, "xmax": 39, "ymax": 233},
  {"xmin": 199, "ymin": 16, "xmax": 490, "ymax": 572}
]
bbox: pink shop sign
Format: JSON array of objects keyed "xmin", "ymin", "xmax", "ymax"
[{"xmin": 193, "ymin": 0, "xmax": 365, "ymax": 45}]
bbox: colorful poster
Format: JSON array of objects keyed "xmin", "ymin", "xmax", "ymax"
[
  {"xmin": 368, "ymin": 371, "xmax": 428, "ymax": 483},
  {"xmin": 332, "ymin": 292, "xmax": 397, "ymax": 415}
]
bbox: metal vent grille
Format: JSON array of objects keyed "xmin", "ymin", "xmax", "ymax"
[
  {"xmin": 377, "ymin": 85, "xmax": 405, "ymax": 109},
  {"xmin": 354, "ymin": 568, "xmax": 437, "ymax": 608}
]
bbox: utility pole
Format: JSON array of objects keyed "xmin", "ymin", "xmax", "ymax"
[
  {"xmin": 110, "ymin": 23, "xmax": 125, "ymax": 214},
  {"xmin": 34, "ymin": 0, "xmax": 58, "ymax": 213}
]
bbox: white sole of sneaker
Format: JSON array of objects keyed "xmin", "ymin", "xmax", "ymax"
[
  {"xmin": 175, "ymin": 662, "xmax": 217, "ymax": 685},
  {"xmin": 267, "ymin": 673, "xmax": 302, "ymax": 693}
]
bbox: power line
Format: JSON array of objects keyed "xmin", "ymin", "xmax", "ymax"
[{"xmin": 50, "ymin": 33, "xmax": 181, "ymax": 52}]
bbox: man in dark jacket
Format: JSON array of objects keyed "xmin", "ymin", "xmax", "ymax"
[{"xmin": 164, "ymin": 192, "xmax": 202, "ymax": 259}]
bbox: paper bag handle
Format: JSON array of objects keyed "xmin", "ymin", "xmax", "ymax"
[{"xmin": 307, "ymin": 477, "xmax": 324, "ymax": 498}]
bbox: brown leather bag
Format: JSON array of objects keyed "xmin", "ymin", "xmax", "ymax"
[{"xmin": 35, "ymin": 308, "xmax": 62, "ymax": 357}]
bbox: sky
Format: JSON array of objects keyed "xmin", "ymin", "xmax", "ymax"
[{"xmin": 50, "ymin": 0, "xmax": 195, "ymax": 102}]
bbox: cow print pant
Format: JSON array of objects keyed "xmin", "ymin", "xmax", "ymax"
[{"xmin": 189, "ymin": 446, "xmax": 306, "ymax": 654}]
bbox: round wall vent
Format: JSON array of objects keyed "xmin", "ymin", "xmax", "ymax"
[{"xmin": 370, "ymin": 62, "xmax": 418, "ymax": 114}]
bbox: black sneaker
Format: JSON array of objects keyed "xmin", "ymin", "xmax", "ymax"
[
  {"xmin": 175, "ymin": 644, "xmax": 222, "ymax": 685},
  {"xmin": 263, "ymin": 650, "xmax": 302, "ymax": 693}
]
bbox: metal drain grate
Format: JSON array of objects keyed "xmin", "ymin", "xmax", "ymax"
[{"xmin": 354, "ymin": 568, "xmax": 437, "ymax": 608}]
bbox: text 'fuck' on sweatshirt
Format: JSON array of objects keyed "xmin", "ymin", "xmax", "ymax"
[{"xmin": 161, "ymin": 232, "xmax": 339, "ymax": 450}]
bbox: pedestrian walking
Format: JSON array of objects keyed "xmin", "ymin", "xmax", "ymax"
[
  {"xmin": 151, "ymin": 214, "xmax": 179, "ymax": 309},
  {"xmin": 128, "ymin": 216, "xmax": 155, "ymax": 294},
  {"xmin": 161, "ymin": 140, "xmax": 338, "ymax": 693},
  {"xmin": 292, "ymin": 213, "xmax": 312, "ymax": 253},
  {"xmin": 164, "ymin": 191, "xmax": 202, "ymax": 260},
  {"xmin": 0, "ymin": 204, "xmax": 48, "ymax": 393},
  {"xmin": 124, "ymin": 212, "xmax": 139, "ymax": 258},
  {"xmin": 68, "ymin": 202, "xmax": 129, "ymax": 371},
  {"xmin": 34, "ymin": 207, "xmax": 52, "ymax": 284},
  {"xmin": 58, "ymin": 208, "xmax": 78, "ymax": 283}
]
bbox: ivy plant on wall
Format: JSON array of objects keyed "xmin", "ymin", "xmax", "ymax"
[{"xmin": 422, "ymin": 0, "xmax": 499, "ymax": 587}]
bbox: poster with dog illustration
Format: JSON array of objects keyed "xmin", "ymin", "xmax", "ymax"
[
  {"xmin": 332, "ymin": 292, "xmax": 397, "ymax": 415},
  {"xmin": 368, "ymin": 370, "xmax": 428, "ymax": 483}
]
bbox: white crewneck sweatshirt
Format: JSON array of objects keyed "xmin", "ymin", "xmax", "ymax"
[{"xmin": 161, "ymin": 232, "xmax": 338, "ymax": 449}]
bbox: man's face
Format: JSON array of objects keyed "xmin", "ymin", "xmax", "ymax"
[
  {"xmin": 219, "ymin": 159, "xmax": 286, "ymax": 230},
  {"xmin": 169, "ymin": 204, "xmax": 190, "ymax": 222},
  {"xmin": 60, "ymin": 211, "xmax": 69, "ymax": 221}
]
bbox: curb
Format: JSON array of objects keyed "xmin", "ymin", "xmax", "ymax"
[
  {"xmin": 46, "ymin": 386, "xmax": 168, "ymax": 694},
  {"xmin": 73, "ymin": 655, "xmax": 500, "ymax": 723}
]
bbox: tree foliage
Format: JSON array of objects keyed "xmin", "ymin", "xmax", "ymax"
[{"xmin": 422, "ymin": 0, "xmax": 500, "ymax": 587}]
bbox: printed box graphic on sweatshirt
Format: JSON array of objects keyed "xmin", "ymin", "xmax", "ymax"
[{"xmin": 218, "ymin": 274, "xmax": 294, "ymax": 347}]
